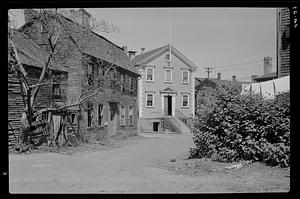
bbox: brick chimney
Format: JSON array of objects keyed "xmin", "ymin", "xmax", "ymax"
[
  {"xmin": 24, "ymin": 9, "xmax": 39, "ymax": 23},
  {"xmin": 128, "ymin": 51, "xmax": 137, "ymax": 60},
  {"xmin": 232, "ymin": 75, "xmax": 237, "ymax": 82},
  {"xmin": 69, "ymin": 8, "xmax": 91, "ymax": 28},
  {"xmin": 141, "ymin": 48, "xmax": 145, "ymax": 54},
  {"xmin": 263, "ymin": 56, "xmax": 272, "ymax": 75},
  {"xmin": 122, "ymin": 46, "xmax": 128, "ymax": 54},
  {"xmin": 217, "ymin": 73, "xmax": 221, "ymax": 80}
]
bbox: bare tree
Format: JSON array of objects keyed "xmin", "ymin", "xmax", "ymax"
[{"xmin": 8, "ymin": 9, "xmax": 122, "ymax": 147}]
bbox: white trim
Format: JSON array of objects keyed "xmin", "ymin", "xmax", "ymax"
[
  {"xmin": 191, "ymin": 72, "xmax": 195, "ymax": 116},
  {"xmin": 146, "ymin": 67, "xmax": 154, "ymax": 82},
  {"xmin": 164, "ymin": 68, "xmax": 173, "ymax": 82},
  {"xmin": 182, "ymin": 93, "xmax": 189, "ymax": 108},
  {"xmin": 145, "ymin": 92, "xmax": 154, "ymax": 108},
  {"xmin": 161, "ymin": 93, "xmax": 176, "ymax": 116},
  {"xmin": 138, "ymin": 71, "xmax": 143, "ymax": 118},
  {"xmin": 182, "ymin": 69, "xmax": 189, "ymax": 84}
]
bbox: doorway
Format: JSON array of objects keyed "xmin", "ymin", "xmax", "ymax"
[
  {"xmin": 164, "ymin": 95, "xmax": 172, "ymax": 116},
  {"xmin": 108, "ymin": 102, "xmax": 119, "ymax": 135},
  {"xmin": 153, "ymin": 122, "xmax": 159, "ymax": 132}
]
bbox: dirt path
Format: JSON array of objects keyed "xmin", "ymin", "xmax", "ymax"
[{"xmin": 9, "ymin": 133, "xmax": 289, "ymax": 193}]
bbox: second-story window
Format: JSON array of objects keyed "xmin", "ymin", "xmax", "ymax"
[
  {"xmin": 52, "ymin": 83, "xmax": 61, "ymax": 96},
  {"xmin": 146, "ymin": 67, "xmax": 154, "ymax": 81},
  {"xmin": 182, "ymin": 70, "xmax": 189, "ymax": 83},
  {"xmin": 120, "ymin": 74, "xmax": 125, "ymax": 92},
  {"xmin": 87, "ymin": 64, "xmax": 94, "ymax": 86},
  {"xmin": 164, "ymin": 69, "xmax": 172, "ymax": 82}
]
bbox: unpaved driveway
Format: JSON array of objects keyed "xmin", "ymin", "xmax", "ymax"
[{"xmin": 9, "ymin": 133, "xmax": 289, "ymax": 193}]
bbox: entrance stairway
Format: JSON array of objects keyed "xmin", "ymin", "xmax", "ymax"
[{"xmin": 161, "ymin": 115, "xmax": 191, "ymax": 135}]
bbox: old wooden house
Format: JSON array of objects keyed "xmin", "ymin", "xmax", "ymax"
[
  {"xmin": 18, "ymin": 9, "xmax": 140, "ymax": 141},
  {"xmin": 195, "ymin": 74, "xmax": 246, "ymax": 113},
  {"xmin": 8, "ymin": 29, "xmax": 68, "ymax": 147}
]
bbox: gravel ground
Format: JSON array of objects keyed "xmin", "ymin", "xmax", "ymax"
[{"xmin": 9, "ymin": 132, "xmax": 290, "ymax": 193}]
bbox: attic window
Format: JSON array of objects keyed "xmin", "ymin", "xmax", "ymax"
[{"xmin": 164, "ymin": 52, "xmax": 171, "ymax": 63}]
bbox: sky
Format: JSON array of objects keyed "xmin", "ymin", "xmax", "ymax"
[{"xmin": 9, "ymin": 8, "xmax": 277, "ymax": 82}]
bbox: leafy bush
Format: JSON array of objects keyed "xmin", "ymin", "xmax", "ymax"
[{"xmin": 190, "ymin": 84, "xmax": 290, "ymax": 167}]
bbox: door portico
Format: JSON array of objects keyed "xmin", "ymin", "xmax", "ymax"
[{"xmin": 160, "ymin": 87, "xmax": 176, "ymax": 117}]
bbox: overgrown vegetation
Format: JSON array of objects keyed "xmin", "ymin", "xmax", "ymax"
[{"xmin": 190, "ymin": 84, "xmax": 290, "ymax": 167}]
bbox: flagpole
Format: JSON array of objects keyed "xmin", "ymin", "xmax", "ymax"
[{"xmin": 169, "ymin": 8, "xmax": 172, "ymax": 64}]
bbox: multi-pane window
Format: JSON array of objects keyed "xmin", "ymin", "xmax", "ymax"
[
  {"xmin": 87, "ymin": 103, "xmax": 93, "ymax": 127},
  {"xmin": 129, "ymin": 106, "xmax": 133, "ymax": 125},
  {"xmin": 146, "ymin": 93, "xmax": 154, "ymax": 107},
  {"xmin": 52, "ymin": 84, "xmax": 61, "ymax": 96},
  {"xmin": 120, "ymin": 74, "xmax": 125, "ymax": 92},
  {"xmin": 164, "ymin": 69, "xmax": 172, "ymax": 82},
  {"xmin": 146, "ymin": 68, "xmax": 154, "ymax": 81},
  {"xmin": 120, "ymin": 105, "xmax": 126, "ymax": 126},
  {"xmin": 87, "ymin": 65, "xmax": 94, "ymax": 86},
  {"xmin": 98, "ymin": 104, "xmax": 103, "ymax": 126},
  {"xmin": 182, "ymin": 70, "xmax": 189, "ymax": 83},
  {"xmin": 182, "ymin": 94, "xmax": 189, "ymax": 107}
]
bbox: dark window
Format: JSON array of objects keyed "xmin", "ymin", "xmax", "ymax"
[
  {"xmin": 129, "ymin": 106, "xmax": 133, "ymax": 125},
  {"xmin": 87, "ymin": 103, "xmax": 93, "ymax": 127},
  {"xmin": 87, "ymin": 65, "xmax": 94, "ymax": 86},
  {"xmin": 120, "ymin": 74, "xmax": 125, "ymax": 92},
  {"xmin": 98, "ymin": 104, "xmax": 103, "ymax": 126}
]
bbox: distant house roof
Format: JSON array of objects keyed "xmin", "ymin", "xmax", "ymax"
[
  {"xmin": 253, "ymin": 72, "xmax": 277, "ymax": 82},
  {"xmin": 8, "ymin": 29, "xmax": 68, "ymax": 72},
  {"xmin": 195, "ymin": 77, "xmax": 248, "ymax": 91},
  {"xmin": 18, "ymin": 12, "xmax": 139, "ymax": 76},
  {"xmin": 131, "ymin": 44, "xmax": 198, "ymax": 72}
]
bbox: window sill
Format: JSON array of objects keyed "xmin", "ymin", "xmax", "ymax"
[
  {"xmin": 146, "ymin": 80, "xmax": 155, "ymax": 83},
  {"xmin": 146, "ymin": 106, "xmax": 154, "ymax": 108},
  {"xmin": 182, "ymin": 82, "xmax": 189, "ymax": 84},
  {"xmin": 181, "ymin": 106, "xmax": 190, "ymax": 109},
  {"xmin": 164, "ymin": 81, "xmax": 173, "ymax": 84}
]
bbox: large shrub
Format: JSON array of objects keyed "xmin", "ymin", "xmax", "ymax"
[{"xmin": 190, "ymin": 84, "xmax": 290, "ymax": 167}]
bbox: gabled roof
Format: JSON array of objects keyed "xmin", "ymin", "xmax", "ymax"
[
  {"xmin": 195, "ymin": 77, "xmax": 246, "ymax": 91},
  {"xmin": 8, "ymin": 29, "xmax": 67, "ymax": 72},
  {"xmin": 18, "ymin": 12, "xmax": 139, "ymax": 76},
  {"xmin": 131, "ymin": 44, "xmax": 198, "ymax": 72}
]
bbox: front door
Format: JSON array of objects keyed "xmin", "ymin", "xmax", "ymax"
[
  {"xmin": 164, "ymin": 95, "xmax": 172, "ymax": 116},
  {"xmin": 108, "ymin": 102, "xmax": 118, "ymax": 135}
]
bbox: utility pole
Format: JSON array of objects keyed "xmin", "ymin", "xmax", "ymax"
[{"xmin": 204, "ymin": 67, "xmax": 213, "ymax": 79}]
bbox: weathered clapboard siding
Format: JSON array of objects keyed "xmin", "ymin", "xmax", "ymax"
[{"xmin": 8, "ymin": 65, "xmax": 26, "ymax": 147}]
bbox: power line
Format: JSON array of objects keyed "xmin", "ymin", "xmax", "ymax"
[
  {"xmin": 214, "ymin": 60, "xmax": 262, "ymax": 69},
  {"xmin": 215, "ymin": 66, "xmax": 261, "ymax": 72},
  {"xmin": 204, "ymin": 67, "xmax": 213, "ymax": 78}
]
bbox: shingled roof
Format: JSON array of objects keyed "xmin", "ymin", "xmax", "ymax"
[
  {"xmin": 18, "ymin": 11, "xmax": 139, "ymax": 75},
  {"xmin": 57, "ymin": 15, "xmax": 139, "ymax": 75},
  {"xmin": 131, "ymin": 44, "xmax": 198, "ymax": 72},
  {"xmin": 8, "ymin": 29, "xmax": 67, "ymax": 72}
]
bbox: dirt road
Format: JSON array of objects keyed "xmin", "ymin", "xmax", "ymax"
[{"xmin": 9, "ymin": 133, "xmax": 289, "ymax": 193}]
